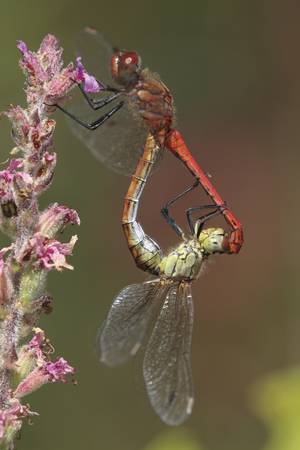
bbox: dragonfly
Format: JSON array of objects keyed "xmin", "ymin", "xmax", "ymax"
[
  {"xmin": 53, "ymin": 27, "xmax": 243, "ymax": 254},
  {"xmin": 100, "ymin": 132, "xmax": 235, "ymax": 425}
]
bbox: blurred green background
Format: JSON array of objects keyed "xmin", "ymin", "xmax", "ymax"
[{"xmin": 1, "ymin": 1, "xmax": 300, "ymax": 449}]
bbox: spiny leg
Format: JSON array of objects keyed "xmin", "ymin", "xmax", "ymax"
[
  {"xmin": 74, "ymin": 81, "xmax": 122, "ymax": 110},
  {"xmin": 50, "ymin": 101, "xmax": 124, "ymax": 130},
  {"xmin": 187, "ymin": 204, "xmax": 226, "ymax": 235},
  {"xmin": 165, "ymin": 129, "xmax": 243, "ymax": 235},
  {"xmin": 161, "ymin": 180, "xmax": 200, "ymax": 238},
  {"xmin": 45, "ymin": 79, "xmax": 123, "ymax": 129}
]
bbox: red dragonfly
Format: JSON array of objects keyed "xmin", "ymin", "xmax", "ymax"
[{"xmin": 56, "ymin": 28, "xmax": 243, "ymax": 253}]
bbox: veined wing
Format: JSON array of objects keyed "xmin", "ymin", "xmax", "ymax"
[
  {"xmin": 68, "ymin": 27, "xmax": 148, "ymax": 175},
  {"xmin": 99, "ymin": 280, "xmax": 170, "ymax": 367},
  {"xmin": 67, "ymin": 99, "xmax": 148, "ymax": 175},
  {"xmin": 75, "ymin": 27, "xmax": 118, "ymax": 89},
  {"xmin": 143, "ymin": 282, "xmax": 194, "ymax": 426}
]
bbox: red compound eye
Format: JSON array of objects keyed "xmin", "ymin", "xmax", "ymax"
[
  {"xmin": 120, "ymin": 51, "xmax": 140, "ymax": 67},
  {"xmin": 111, "ymin": 51, "xmax": 141, "ymax": 78},
  {"xmin": 110, "ymin": 50, "xmax": 141, "ymax": 86}
]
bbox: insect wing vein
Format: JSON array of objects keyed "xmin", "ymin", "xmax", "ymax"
[
  {"xmin": 143, "ymin": 282, "xmax": 194, "ymax": 425},
  {"xmin": 99, "ymin": 280, "xmax": 168, "ymax": 367}
]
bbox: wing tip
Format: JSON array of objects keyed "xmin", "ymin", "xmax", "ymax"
[
  {"xmin": 162, "ymin": 398, "xmax": 194, "ymax": 426},
  {"xmin": 84, "ymin": 26, "xmax": 98, "ymax": 35}
]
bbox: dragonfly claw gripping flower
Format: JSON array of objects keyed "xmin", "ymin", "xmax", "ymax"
[{"xmin": 0, "ymin": 35, "xmax": 81, "ymax": 449}]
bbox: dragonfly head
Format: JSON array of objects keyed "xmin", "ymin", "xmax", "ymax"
[
  {"xmin": 111, "ymin": 50, "xmax": 142, "ymax": 87},
  {"xmin": 197, "ymin": 227, "xmax": 227, "ymax": 255}
]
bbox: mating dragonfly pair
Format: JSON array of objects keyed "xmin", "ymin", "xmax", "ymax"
[{"xmin": 54, "ymin": 28, "xmax": 244, "ymax": 426}]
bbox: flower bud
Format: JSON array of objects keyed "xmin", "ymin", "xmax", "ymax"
[
  {"xmin": 19, "ymin": 270, "xmax": 47, "ymax": 308},
  {"xmin": 38, "ymin": 203, "xmax": 80, "ymax": 238},
  {"xmin": 15, "ymin": 328, "xmax": 46, "ymax": 380},
  {"xmin": 14, "ymin": 357, "xmax": 74, "ymax": 399},
  {"xmin": 0, "ymin": 399, "xmax": 37, "ymax": 444},
  {"xmin": 0, "ymin": 246, "xmax": 13, "ymax": 310}
]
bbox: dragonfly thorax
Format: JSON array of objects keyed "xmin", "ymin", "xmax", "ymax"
[
  {"xmin": 111, "ymin": 50, "xmax": 141, "ymax": 88},
  {"xmin": 159, "ymin": 241, "xmax": 204, "ymax": 281},
  {"xmin": 158, "ymin": 228, "xmax": 226, "ymax": 281},
  {"xmin": 127, "ymin": 69, "xmax": 174, "ymax": 134}
]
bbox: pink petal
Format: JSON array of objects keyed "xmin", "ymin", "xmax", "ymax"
[
  {"xmin": 83, "ymin": 73, "xmax": 102, "ymax": 93},
  {"xmin": 75, "ymin": 56, "xmax": 103, "ymax": 93},
  {"xmin": 17, "ymin": 40, "xmax": 28, "ymax": 55}
]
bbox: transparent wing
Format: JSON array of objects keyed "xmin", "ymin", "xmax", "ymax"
[
  {"xmin": 66, "ymin": 100, "xmax": 148, "ymax": 175},
  {"xmin": 75, "ymin": 27, "xmax": 119, "ymax": 89},
  {"xmin": 68, "ymin": 27, "xmax": 149, "ymax": 175},
  {"xmin": 143, "ymin": 282, "xmax": 194, "ymax": 426},
  {"xmin": 99, "ymin": 280, "xmax": 170, "ymax": 367}
]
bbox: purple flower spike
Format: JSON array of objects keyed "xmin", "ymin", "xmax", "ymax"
[
  {"xmin": 75, "ymin": 56, "xmax": 104, "ymax": 93},
  {"xmin": 0, "ymin": 35, "xmax": 80, "ymax": 447},
  {"xmin": 0, "ymin": 34, "xmax": 82, "ymax": 449},
  {"xmin": 16, "ymin": 34, "xmax": 79, "ymax": 106}
]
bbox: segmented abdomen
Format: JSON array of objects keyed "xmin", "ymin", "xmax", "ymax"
[{"xmin": 122, "ymin": 134, "xmax": 163, "ymax": 275}]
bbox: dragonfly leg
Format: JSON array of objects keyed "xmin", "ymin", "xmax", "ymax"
[
  {"xmin": 49, "ymin": 101, "xmax": 124, "ymax": 130},
  {"xmin": 165, "ymin": 129, "xmax": 243, "ymax": 239},
  {"xmin": 187, "ymin": 204, "xmax": 226, "ymax": 235},
  {"xmin": 95, "ymin": 80, "xmax": 120, "ymax": 93},
  {"xmin": 161, "ymin": 180, "xmax": 199, "ymax": 238},
  {"xmin": 74, "ymin": 81, "xmax": 122, "ymax": 110},
  {"xmin": 161, "ymin": 211, "xmax": 184, "ymax": 239}
]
